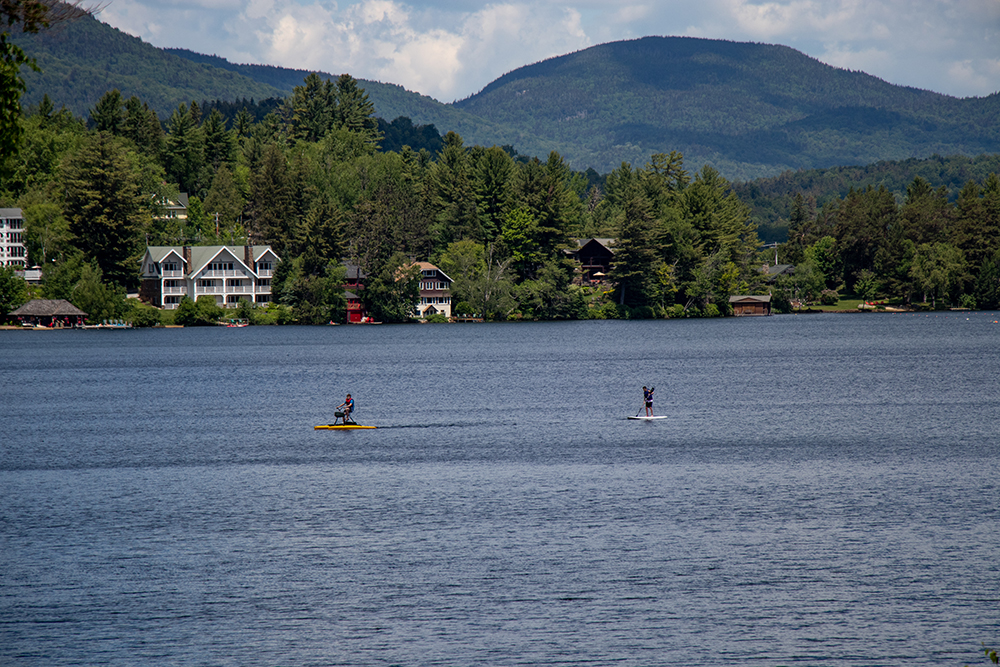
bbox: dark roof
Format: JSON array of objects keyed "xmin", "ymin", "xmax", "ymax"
[
  {"xmin": 9, "ymin": 299, "xmax": 87, "ymax": 317},
  {"xmin": 344, "ymin": 264, "xmax": 367, "ymax": 280},
  {"xmin": 575, "ymin": 238, "xmax": 615, "ymax": 248},
  {"xmin": 765, "ymin": 264, "xmax": 794, "ymax": 276},
  {"xmin": 729, "ymin": 295, "xmax": 772, "ymax": 303}
]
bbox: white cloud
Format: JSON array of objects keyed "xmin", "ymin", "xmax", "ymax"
[
  {"xmin": 221, "ymin": 0, "xmax": 594, "ymax": 99},
  {"xmin": 96, "ymin": 0, "xmax": 1000, "ymax": 100}
]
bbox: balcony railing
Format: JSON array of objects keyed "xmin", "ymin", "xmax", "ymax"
[
  {"xmin": 162, "ymin": 270, "xmax": 183, "ymax": 278},
  {"xmin": 163, "ymin": 286, "xmax": 187, "ymax": 295},
  {"xmin": 203, "ymin": 269, "xmax": 248, "ymax": 278},
  {"xmin": 196, "ymin": 286, "xmax": 224, "ymax": 294}
]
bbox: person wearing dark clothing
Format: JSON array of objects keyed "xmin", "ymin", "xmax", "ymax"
[{"xmin": 642, "ymin": 386, "xmax": 655, "ymax": 416}]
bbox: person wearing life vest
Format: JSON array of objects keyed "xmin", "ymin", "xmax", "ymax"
[{"xmin": 337, "ymin": 394, "xmax": 355, "ymax": 424}]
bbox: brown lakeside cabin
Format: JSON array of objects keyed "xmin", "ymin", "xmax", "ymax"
[
  {"xmin": 729, "ymin": 295, "xmax": 772, "ymax": 317},
  {"xmin": 8, "ymin": 299, "xmax": 88, "ymax": 327},
  {"xmin": 566, "ymin": 238, "xmax": 615, "ymax": 283}
]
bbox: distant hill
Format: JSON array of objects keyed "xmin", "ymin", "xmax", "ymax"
[
  {"xmin": 163, "ymin": 48, "xmax": 518, "ymax": 150},
  {"xmin": 454, "ymin": 36, "xmax": 1000, "ymax": 179},
  {"xmin": 14, "ymin": 20, "xmax": 1000, "ymax": 179},
  {"xmin": 14, "ymin": 15, "xmax": 519, "ymax": 151},
  {"xmin": 15, "ymin": 16, "xmax": 285, "ymax": 118},
  {"xmin": 736, "ymin": 153, "xmax": 1000, "ymax": 243}
]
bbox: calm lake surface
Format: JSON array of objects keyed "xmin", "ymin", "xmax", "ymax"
[{"xmin": 2, "ymin": 313, "xmax": 999, "ymax": 666}]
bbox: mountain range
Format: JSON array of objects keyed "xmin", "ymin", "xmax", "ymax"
[{"xmin": 14, "ymin": 14, "xmax": 1000, "ymax": 180}]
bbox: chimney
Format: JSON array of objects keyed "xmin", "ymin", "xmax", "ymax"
[
  {"xmin": 244, "ymin": 245, "xmax": 253, "ymax": 269},
  {"xmin": 183, "ymin": 246, "xmax": 192, "ymax": 274}
]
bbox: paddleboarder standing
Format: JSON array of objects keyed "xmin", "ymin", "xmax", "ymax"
[{"xmin": 643, "ymin": 386, "xmax": 655, "ymax": 416}]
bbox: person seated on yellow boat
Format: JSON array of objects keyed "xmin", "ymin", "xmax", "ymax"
[{"xmin": 336, "ymin": 394, "xmax": 355, "ymax": 424}]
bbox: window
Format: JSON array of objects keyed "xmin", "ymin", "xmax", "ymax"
[
  {"xmin": 209, "ymin": 262, "xmax": 234, "ymax": 271},
  {"xmin": 164, "ymin": 280, "xmax": 178, "ymax": 287},
  {"xmin": 165, "ymin": 296, "xmax": 180, "ymax": 304},
  {"xmin": 258, "ymin": 261, "xmax": 272, "ymax": 271},
  {"xmin": 163, "ymin": 262, "xmax": 178, "ymax": 272},
  {"xmin": 258, "ymin": 278, "xmax": 271, "ymax": 287},
  {"xmin": 226, "ymin": 279, "xmax": 244, "ymax": 287}
]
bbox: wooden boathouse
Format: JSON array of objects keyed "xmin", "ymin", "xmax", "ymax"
[
  {"xmin": 8, "ymin": 299, "xmax": 88, "ymax": 327},
  {"xmin": 729, "ymin": 295, "xmax": 772, "ymax": 317}
]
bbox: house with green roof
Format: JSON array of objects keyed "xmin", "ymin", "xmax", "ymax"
[{"xmin": 138, "ymin": 245, "xmax": 280, "ymax": 309}]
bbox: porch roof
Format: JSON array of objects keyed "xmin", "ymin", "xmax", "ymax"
[{"xmin": 9, "ymin": 299, "xmax": 87, "ymax": 317}]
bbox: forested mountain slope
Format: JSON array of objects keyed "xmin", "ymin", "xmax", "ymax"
[
  {"xmin": 14, "ymin": 16, "xmax": 516, "ymax": 151},
  {"xmin": 14, "ymin": 20, "xmax": 1000, "ymax": 180},
  {"xmin": 736, "ymin": 154, "xmax": 1000, "ymax": 243},
  {"xmin": 455, "ymin": 36, "xmax": 1000, "ymax": 178},
  {"xmin": 164, "ymin": 49, "xmax": 519, "ymax": 150},
  {"xmin": 14, "ymin": 16, "xmax": 285, "ymax": 117}
]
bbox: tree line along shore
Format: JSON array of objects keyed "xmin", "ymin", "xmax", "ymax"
[{"xmin": 3, "ymin": 74, "xmax": 1000, "ymax": 326}]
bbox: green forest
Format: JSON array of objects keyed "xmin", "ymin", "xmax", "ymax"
[
  {"xmin": 3, "ymin": 0, "xmax": 1000, "ymax": 328},
  {"xmin": 13, "ymin": 17, "xmax": 1000, "ymax": 181},
  {"xmin": 3, "ymin": 70, "xmax": 1000, "ymax": 327}
]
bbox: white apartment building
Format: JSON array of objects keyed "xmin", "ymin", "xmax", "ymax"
[
  {"xmin": 139, "ymin": 245, "xmax": 280, "ymax": 309},
  {"xmin": 0, "ymin": 208, "xmax": 27, "ymax": 267}
]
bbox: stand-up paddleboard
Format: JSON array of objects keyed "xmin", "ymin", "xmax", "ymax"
[
  {"xmin": 315, "ymin": 424, "xmax": 376, "ymax": 430},
  {"xmin": 627, "ymin": 415, "xmax": 668, "ymax": 420}
]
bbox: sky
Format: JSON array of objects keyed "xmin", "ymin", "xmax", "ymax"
[{"xmin": 95, "ymin": 0, "xmax": 1000, "ymax": 102}]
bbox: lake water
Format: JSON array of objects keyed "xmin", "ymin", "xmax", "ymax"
[{"xmin": 2, "ymin": 313, "xmax": 999, "ymax": 666}]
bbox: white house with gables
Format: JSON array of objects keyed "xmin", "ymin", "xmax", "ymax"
[
  {"xmin": 139, "ymin": 245, "xmax": 280, "ymax": 309},
  {"xmin": 414, "ymin": 262, "xmax": 453, "ymax": 318}
]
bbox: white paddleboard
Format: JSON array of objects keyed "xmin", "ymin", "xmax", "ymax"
[{"xmin": 628, "ymin": 415, "xmax": 668, "ymax": 420}]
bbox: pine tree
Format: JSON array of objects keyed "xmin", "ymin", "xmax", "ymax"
[
  {"xmin": 472, "ymin": 145, "xmax": 514, "ymax": 241},
  {"xmin": 429, "ymin": 131, "xmax": 479, "ymax": 245},
  {"xmin": 246, "ymin": 142, "xmax": 293, "ymax": 246},
  {"xmin": 63, "ymin": 132, "xmax": 147, "ymax": 288},
  {"xmin": 163, "ymin": 103, "xmax": 205, "ymax": 195},
  {"xmin": 203, "ymin": 164, "xmax": 244, "ymax": 240},
  {"xmin": 122, "ymin": 96, "xmax": 163, "ymax": 156},
  {"xmin": 287, "ymin": 72, "xmax": 335, "ymax": 142},
  {"xmin": 334, "ymin": 74, "xmax": 381, "ymax": 145},
  {"xmin": 609, "ymin": 194, "xmax": 662, "ymax": 308},
  {"xmin": 89, "ymin": 89, "xmax": 124, "ymax": 135},
  {"xmin": 202, "ymin": 108, "xmax": 236, "ymax": 171}
]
